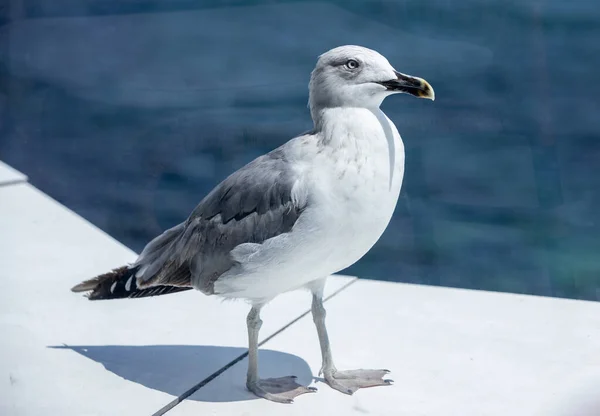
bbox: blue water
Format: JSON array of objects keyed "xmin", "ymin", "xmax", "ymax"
[{"xmin": 1, "ymin": 0, "xmax": 598, "ymax": 300}]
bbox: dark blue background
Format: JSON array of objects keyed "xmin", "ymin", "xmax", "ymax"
[{"xmin": 1, "ymin": 0, "xmax": 598, "ymax": 300}]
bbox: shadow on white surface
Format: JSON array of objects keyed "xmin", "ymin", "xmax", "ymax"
[{"xmin": 50, "ymin": 345, "xmax": 313, "ymax": 402}]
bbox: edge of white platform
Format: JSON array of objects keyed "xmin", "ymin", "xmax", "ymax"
[{"xmin": 0, "ymin": 161, "xmax": 28, "ymax": 186}]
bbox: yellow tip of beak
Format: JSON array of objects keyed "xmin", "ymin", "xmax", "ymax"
[{"xmin": 417, "ymin": 79, "xmax": 435, "ymax": 101}]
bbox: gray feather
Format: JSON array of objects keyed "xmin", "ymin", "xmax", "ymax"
[{"xmin": 134, "ymin": 147, "xmax": 305, "ymax": 293}]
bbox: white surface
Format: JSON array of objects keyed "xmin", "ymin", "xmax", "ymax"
[
  {"xmin": 169, "ymin": 280, "xmax": 600, "ymax": 416},
  {"xmin": 0, "ymin": 182, "xmax": 354, "ymax": 416},
  {"xmin": 0, "ymin": 161, "xmax": 27, "ymax": 186},
  {"xmin": 1, "ymin": 177, "xmax": 599, "ymax": 416}
]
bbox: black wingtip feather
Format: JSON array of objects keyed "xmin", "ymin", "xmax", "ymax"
[{"xmin": 72, "ymin": 266, "xmax": 192, "ymax": 300}]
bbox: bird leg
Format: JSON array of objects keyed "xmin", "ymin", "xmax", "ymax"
[
  {"xmin": 311, "ymin": 293, "xmax": 393, "ymax": 395},
  {"xmin": 246, "ymin": 305, "xmax": 317, "ymax": 403}
]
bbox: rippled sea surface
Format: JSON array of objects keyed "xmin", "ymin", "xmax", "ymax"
[{"xmin": 1, "ymin": 0, "xmax": 598, "ymax": 300}]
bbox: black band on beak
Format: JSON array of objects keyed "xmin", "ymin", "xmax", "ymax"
[{"xmin": 378, "ymin": 71, "xmax": 435, "ymax": 100}]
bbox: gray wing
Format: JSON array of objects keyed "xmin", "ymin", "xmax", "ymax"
[{"xmin": 133, "ymin": 147, "xmax": 306, "ymax": 294}]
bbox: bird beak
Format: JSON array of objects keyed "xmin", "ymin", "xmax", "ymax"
[{"xmin": 378, "ymin": 70, "xmax": 435, "ymax": 101}]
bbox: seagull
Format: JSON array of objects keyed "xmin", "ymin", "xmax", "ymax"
[{"xmin": 72, "ymin": 45, "xmax": 434, "ymax": 403}]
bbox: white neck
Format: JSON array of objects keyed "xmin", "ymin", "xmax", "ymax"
[
  {"xmin": 313, "ymin": 106, "xmax": 389, "ymax": 146},
  {"xmin": 312, "ymin": 106, "xmax": 403, "ymax": 190}
]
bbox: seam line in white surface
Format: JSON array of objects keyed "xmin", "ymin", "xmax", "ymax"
[
  {"xmin": 0, "ymin": 179, "xmax": 28, "ymax": 188},
  {"xmin": 151, "ymin": 277, "xmax": 359, "ymax": 416}
]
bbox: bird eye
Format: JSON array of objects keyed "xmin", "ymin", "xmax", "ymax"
[{"xmin": 345, "ymin": 59, "xmax": 359, "ymax": 70}]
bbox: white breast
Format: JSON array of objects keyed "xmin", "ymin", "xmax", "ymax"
[{"xmin": 306, "ymin": 108, "xmax": 405, "ymax": 270}]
